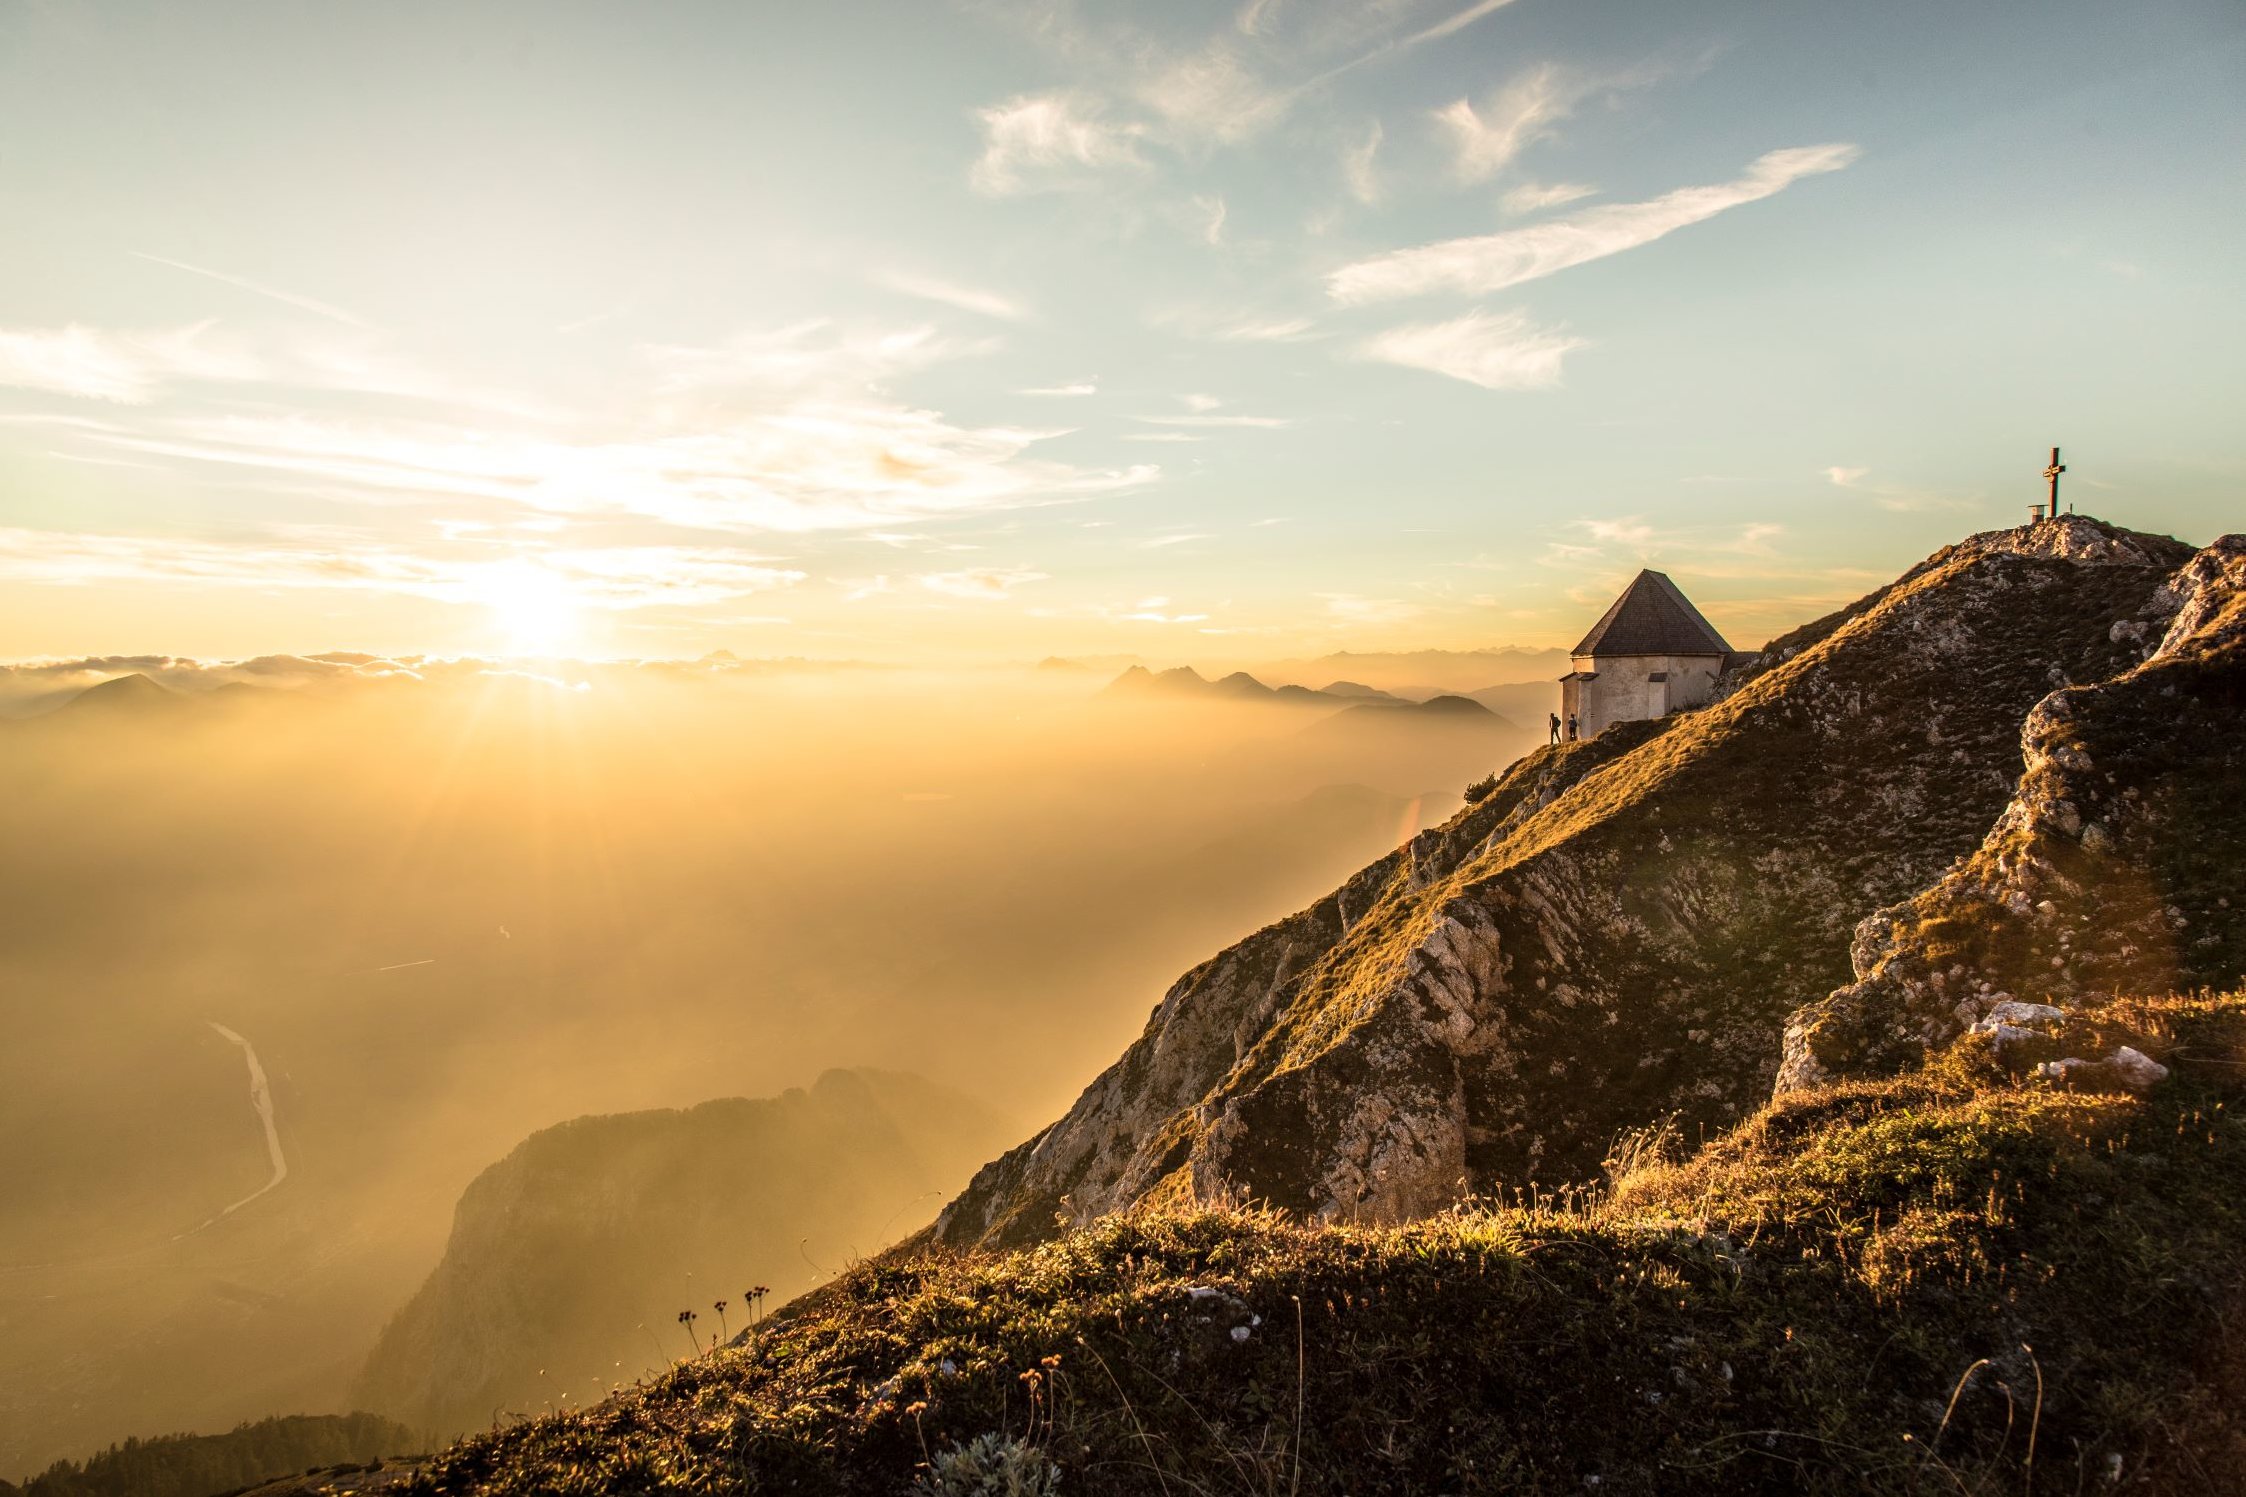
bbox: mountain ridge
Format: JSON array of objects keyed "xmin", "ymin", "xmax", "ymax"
[{"xmin": 935, "ymin": 517, "xmax": 2209, "ymax": 1247}]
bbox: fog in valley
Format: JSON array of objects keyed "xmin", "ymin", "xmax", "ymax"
[{"xmin": 0, "ymin": 651, "xmax": 1549, "ymax": 1475}]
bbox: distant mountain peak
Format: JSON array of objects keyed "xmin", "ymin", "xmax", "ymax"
[{"xmin": 50, "ymin": 672, "xmax": 183, "ymax": 716}]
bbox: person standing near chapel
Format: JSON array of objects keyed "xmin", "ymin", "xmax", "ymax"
[{"xmin": 1549, "ymin": 711, "xmax": 1561, "ymax": 745}]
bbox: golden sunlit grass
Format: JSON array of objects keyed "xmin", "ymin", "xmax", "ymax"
[{"xmin": 410, "ymin": 990, "xmax": 2246, "ymax": 1496}]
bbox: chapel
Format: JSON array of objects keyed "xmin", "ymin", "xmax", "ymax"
[{"xmin": 1557, "ymin": 570, "xmax": 1733, "ymax": 739}]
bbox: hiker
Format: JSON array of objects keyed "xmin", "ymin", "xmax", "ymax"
[
  {"xmin": 1567, "ymin": 714, "xmax": 1578, "ymax": 741},
  {"xmin": 1549, "ymin": 711, "xmax": 1561, "ymax": 744}
]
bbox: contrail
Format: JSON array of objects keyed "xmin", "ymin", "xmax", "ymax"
[
  {"xmin": 377, "ymin": 958, "xmax": 436, "ymax": 972},
  {"xmin": 130, "ymin": 251, "xmax": 369, "ymax": 328}
]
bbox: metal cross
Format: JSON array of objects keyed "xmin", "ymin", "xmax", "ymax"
[{"xmin": 2041, "ymin": 446, "xmax": 2066, "ymax": 522}]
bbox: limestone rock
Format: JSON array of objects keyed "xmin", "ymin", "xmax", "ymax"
[{"xmin": 2034, "ymin": 1045, "xmax": 2172, "ymax": 1091}]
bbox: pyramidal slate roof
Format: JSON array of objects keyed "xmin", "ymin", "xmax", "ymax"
[{"xmin": 1571, "ymin": 570, "xmax": 1733, "ymax": 657}]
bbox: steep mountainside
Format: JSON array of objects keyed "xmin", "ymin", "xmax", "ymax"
[
  {"xmin": 938, "ymin": 519, "xmax": 2201, "ymax": 1247},
  {"xmin": 354, "ymin": 1071, "xmax": 1011, "ymax": 1438},
  {"xmin": 1783, "ymin": 531, "xmax": 2246, "ymax": 1086}
]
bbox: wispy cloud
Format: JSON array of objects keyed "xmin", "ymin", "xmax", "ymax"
[
  {"xmin": 1147, "ymin": 303, "xmax": 1324, "ymax": 344},
  {"xmin": 1398, "ymin": 0, "xmax": 1518, "ymax": 48},
  {"xmin": 0, "ymin": 323, "xmax": 261, "ymax": 403},
  {"xmin": 1342, "ymin": 120, "xmax": 1384, "ymax": 205},
  {"xmin": 643, "ymin": 320, "xmax": 968, "ymax": 400},
  {"xmin": 1131, "ymin": 45, "xmax": 1292, "ymax": 144},
  {"xmin": 873, "ymin": 270, "xmax": 1029, "ymax": 322},
  {"xmin": 1019, "ymin": 381, "xmax": 1098, "ymax": 397},
  {"xmin": 970, "ymin": 91, "xmax": 1148, "ymax": 196},
  {"xmin": 1822, "ymin": 466, "xmax": 1977, "ymax": 513},
  {"xmin": 1135, "ymin": 413, "xmax": 1292, "ymax": 429},
  {"xmin": 1581, "ymin": 517, "xmax": 1655, "ymax": 547},
  {"xmin": 1223, "ymin": 317, "xmax": 1318, "ymax": 342},
  {"xmin": 1501, "ymin": 180, "xmax": 1597, "ymax": 215},
  {"xmin": 1358, "ymin": 310, "xmax": 1585, "ymax": 389},
  {"xmin": 1320, "ymin": 592, "xmax": 1423, "ymax": 625},
  {"xmin": 0, "ymin": 527, "xmax": 803, "ymax": 610},
  {"xmin": 32, "ymin": 318, "xmax": 1156, "ymax": 535},
  {"xmin": 1309, "ymin": 0, "xmax": 1522, "ymax": 86},
  {"xmin": 1727, "ymin": 522, "xmax": 1784, "ymax": 555},
  {"xmin": 919, "ymin": 566, "xmax": 1049, "ymax": 599},
  {"xmin": 1193, "ymin": 194, "xmax": 1229, "ymax": 246},
  {"xmin": 94, "ymin": 405, "xmax": 1154, "ymax": 534},
  {"xmin": 1234, "ymin": 0, "xmax": 1284, "ymax": 36},
  {"xmin": 131, "ymin": 252, "xmax": 370, "ymax": 328},
  {"xmin": 1114, "ymin": 595, "xmax": 1210, "ymax": 624},
  {"xmin": 1434, "ymin": 64, "xmax": 1610, "ymax": 184},
  {"xmin": 1327, "ymin": 144, "xmax": 1861, "ymax": 304},
  {"xmin": 971, "ymin": 0, "xmax": 1518, "ymax": 184}
]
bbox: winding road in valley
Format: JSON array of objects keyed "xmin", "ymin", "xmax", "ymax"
[{"xmin": 205, "ymin": 1021, "xmax": 289, "ymax": 1219}]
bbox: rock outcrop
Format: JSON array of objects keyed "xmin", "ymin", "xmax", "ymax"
[
  {"xmin": 937, "ymin": 518, "xmax": 2204, "ymax": 1248},
  {"xmin": 1779, "ymin": 531, "xmax": 2246, "ymax": 1087}
]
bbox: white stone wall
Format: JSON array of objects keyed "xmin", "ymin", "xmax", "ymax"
[{"xmin": 1559, "ymin": 652, "xmax": 1725, "ymax": 738}]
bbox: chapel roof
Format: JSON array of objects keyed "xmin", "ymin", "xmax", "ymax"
[{"xmin": 1571, "ymin": 569, "xmax": 1733, "ymax": 658}]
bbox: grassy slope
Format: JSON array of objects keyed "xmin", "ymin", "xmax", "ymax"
[{"xmin": 406, "ymin": 991, "xmax": 2246, "ymax": 1496}]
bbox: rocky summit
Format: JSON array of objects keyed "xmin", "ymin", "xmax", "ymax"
[
  {"xmin": 1783, "ymin": 529, "xmax": 2246, "ymax": 1087},
  {"xmin": 936, "ymin": 518, "xmax": 2232, "ymax": 1247}
]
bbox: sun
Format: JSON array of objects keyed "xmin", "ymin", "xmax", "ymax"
[{"xmin": 472, "ymin": 560, "xmax": 583, "ymax": 656}]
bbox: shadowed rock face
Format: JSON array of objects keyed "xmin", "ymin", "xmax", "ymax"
[
  {"xmin": 936, "ymin": 518, "xmax": 2199, "ymax": 1250},
  {"xmin": 1780, "ymin": 531, "xmax": 2246, "ymax": 1088}
]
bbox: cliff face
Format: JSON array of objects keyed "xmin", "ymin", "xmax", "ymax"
[
  {"xmin": 1781, "ymin": 531, "xmax": 2246, "ymax": 1087},
  {"xmin": 355, "ymin": 1070, "xmax": 1010, "ymax": 1437},
  {"xmin": 936, "ymin": 518, "xmax": 2199, "ymax": 1249}
]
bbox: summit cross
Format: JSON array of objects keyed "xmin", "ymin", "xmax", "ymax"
[{"xmin": 2040, "ymin": 446, "xmax": 2066, "ymax": 523}]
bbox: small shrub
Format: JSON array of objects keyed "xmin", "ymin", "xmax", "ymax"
[
  {"xmin": 911, "ymin": 1433, "xmax": 1061, "ymax": 1497},
  {"xmin": 1463, "ymin": 772, "xmax": 1499, "ymax": 802}
]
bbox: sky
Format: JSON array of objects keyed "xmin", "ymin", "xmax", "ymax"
[{"xmin": 1, "ymin": 0, "xmax": 2241, "ymax": 664}]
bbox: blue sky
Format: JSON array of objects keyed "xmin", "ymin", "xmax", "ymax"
[{"xmin": 0, "ymin": 0, "xmax": 2240, "ymax": 661}]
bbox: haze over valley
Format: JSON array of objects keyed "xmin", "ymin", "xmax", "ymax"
[{"xmin": 0, "ymin": 652, "xmax": 1539, "ymax": 1471}]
